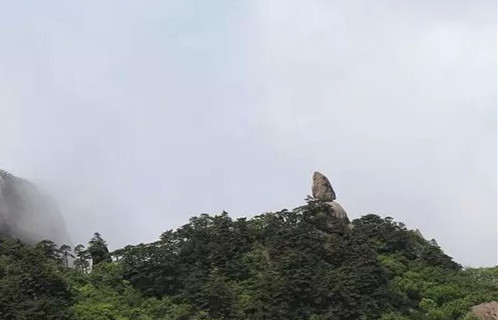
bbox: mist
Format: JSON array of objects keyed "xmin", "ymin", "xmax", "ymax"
[
  {"xmin": 0, "ymin": 0, "xmax": 496, "ymax": 266},
  {"xmin": 0, "ymin": 169, "xmax": 71, "ymax": 246}
]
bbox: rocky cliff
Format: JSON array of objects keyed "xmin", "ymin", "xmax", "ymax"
[{"xmin": 0, "ymin": 169, "xmax": 70, "ymax": 245}]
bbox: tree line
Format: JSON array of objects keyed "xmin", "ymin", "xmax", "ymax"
[{"xmin": 0, "ymin": 200, "xmax": 496, "ymax": 319}]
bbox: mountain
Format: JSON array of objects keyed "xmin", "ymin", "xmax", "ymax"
[
  {"xmin": 0, "ymin": 171, "xmax": 496, "ymax": 320},
  {"xmin": 0, "ymin": 169, "xmax": 70, "ymax": 246}
]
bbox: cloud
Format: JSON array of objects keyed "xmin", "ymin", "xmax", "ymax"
[{"xmin": 0, "ymin": 0, "xmax": 495, "ymax": 266}]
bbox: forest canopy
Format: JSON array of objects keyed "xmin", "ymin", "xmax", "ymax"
[{"xmin": 0, "ymin": 201, "xmax": 496, "ymax": 320}]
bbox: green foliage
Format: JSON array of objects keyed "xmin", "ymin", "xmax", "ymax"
[
  {"xmin": 110, "ymin": 203, "xmax": 490, "ymax": 320},
  {"xmin": 0, "ymin": 204, "xmax": 496, "ymax": 319},
  {"xmin": 381, "ymin": 312, "xmax": 411, "ymax": 320},
  {"xmin": 0, "ymin": 235, "xmax": 73, "ymax": 319},
  {"xmin": 74, "ymin": 244, "xmax": 92, "ymax": 273},
  {"xmin": 71, "ymin": 265, "xmax": 208, "ymax": 320},
  {"xmin": 88, "ymin": 232, "xmax": 112, "ymax": 266},
  {"xmin": 461, "ymin": 313, "xmax": 480, "ymax": 320}
]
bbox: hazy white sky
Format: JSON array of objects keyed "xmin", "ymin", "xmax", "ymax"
[{"xmin": 0, "ymin": 0, "xmax": 496, "ymax": 266}]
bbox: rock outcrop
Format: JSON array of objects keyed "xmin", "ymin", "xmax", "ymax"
[
  {"xmin": 312, "ymin": 171, "xmax": 336, "ymax": 201},
  {"xmin": 471, "ymin": 301, "xmax": 498, "ymax": 320},
  {"xmin": 327, "ymin": 201, "xmax": 348, "ymax": 220},
  {"xmin": 311, "ymin": 171, "xmax": 348, "ymax": 220},
  {"xmin": 0, "ymin": 169, "xmax": 70, "ymax": 245}
]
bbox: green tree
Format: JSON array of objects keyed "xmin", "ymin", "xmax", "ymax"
[
  {"xmin": 36, "ymin": 239, "xmax": 62, "ymax": 263},
  {"xmin": 88, "ymin": 232, "xmax": 112, "ymax": 266},
  {"xmin": 59, "ymin": 244, "xmax": 74, "ymax": 267},
  {"xmin": 0, "ymin": 235, "xmax": 73, "ymax": 319},
  {"xmin": 74, "ymin": 244, "xmax": 91, "ymax": 273}
]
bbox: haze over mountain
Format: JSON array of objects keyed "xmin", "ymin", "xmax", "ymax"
[
  {"xmin": 0, "ymin": 169, "xmax": 71, "ymax": 246},
  {"xmin": 0, "ymin": 0, "xmax": 495, "ymax": 267}
]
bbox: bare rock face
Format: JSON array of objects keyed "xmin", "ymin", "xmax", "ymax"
[
  {"xmin": 327, "ymin": 201, "xmax": 348, "ymax": 220},
  {"xmin": 0, "ymin": 169, "xmax": 71, "ymax": 245},
  {"xmin": 311, "ymin": 171, "xmax": 348, "ymax": 220},
  {"xmin": 312, "ymin": 171, "xmax": 336, "ymax": 201},
  {"xmin": 471, "ymin": 302, "xmax": 498, "ymax": 320}
]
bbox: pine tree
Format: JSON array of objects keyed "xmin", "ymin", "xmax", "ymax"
[{"xmin": 88, "ymin": 232, "xmax": 112, "ymax": 266}]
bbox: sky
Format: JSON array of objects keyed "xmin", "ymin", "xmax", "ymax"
[{"xmin": 0, "ymin": 0, "xmax": 496, "ymax": 267}]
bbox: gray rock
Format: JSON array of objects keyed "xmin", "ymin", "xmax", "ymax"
[
  {"xmin": 471, "ymin": 301, "xmax": 498, "ymax": 320},
  {"xmin": 0, "ymin": 169, "xmax": 71, "ymax": 246},
  {"xmin": 314, "ymin": 201, "xmax": 349, "ymax": 225},
  {"xmin": 327, "ymin": 201, "xmax": 348, "ymax": 220},
  {"xmin": 312, "ymin": 171, "xmax": 336, "ymax": 201},
  {"xmin": 310, "ymin": 172, "xmax": 348, "ymax": 221}
]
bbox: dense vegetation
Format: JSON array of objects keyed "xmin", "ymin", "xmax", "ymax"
[{"xmin": 0, "ymin": 200, "xmax": 496, "ymax": 319}]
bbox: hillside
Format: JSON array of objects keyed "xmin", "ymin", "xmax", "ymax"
[
  {"xmin": 0, "ymin": 169, "xmax": 70, "ymax": 245},
  {"xmin": 0, "ymin": 171, "xmax": 496, "ymax": 320}
]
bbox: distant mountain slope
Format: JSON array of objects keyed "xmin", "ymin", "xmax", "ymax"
[
  {"xmin": 0, "ymin": 171, "xmax": 496, "ymax": 319},
  {"xmin": 0, "ymin": 169, "xmax": 70, "ymax": 245}
]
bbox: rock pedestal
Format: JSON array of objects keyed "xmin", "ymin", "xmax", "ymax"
[
  {"xmin": 326, "ymin": 201, "xmax": 348, "ymax": 220},
  {"xmin": 311, "ymin": 171, "xmax": 348, "ymax": 220}
]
